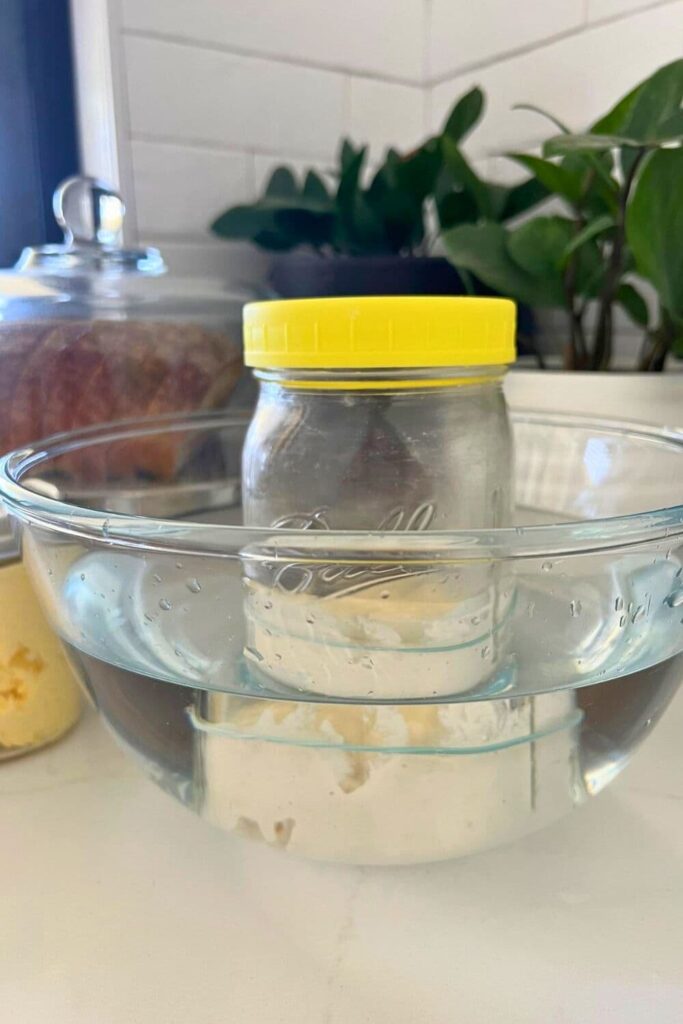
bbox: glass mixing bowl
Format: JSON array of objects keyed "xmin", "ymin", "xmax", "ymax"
[{"xmin": 0, "ymin": 411, "xmax": 681, "ymax": 864}]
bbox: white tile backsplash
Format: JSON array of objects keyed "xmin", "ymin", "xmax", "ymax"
[
  {"xmin": 71, "ymin": 0, "xmax": 683, "ymax": 363},
  {"xmin": 132, "ymin": 140, "xmax": 251, "ymax": 238},
  {"xmin": 142, "ymin": 237, "xmax": 268, "ymax": 293},
  {"xmin": 430, "ymin": 1, "xmax": 683, "ymax": 157},
  {"xmin": 586, "ymin": 0, "xmax": 661, "ymax": 21},
  {"xmin": 121, "ymin": 0, "xmax": 425, "ymax": 83},
  {"xmin": 348, "ymin": 78, "xmax": 425, "ymax": 157},
  {"xmin": 125, "ymin": 35, "xmax": 346, "ymax": 159},
  {"xmin": 429, "ymin": 0, "xmax": 584, "ymax": 80}
]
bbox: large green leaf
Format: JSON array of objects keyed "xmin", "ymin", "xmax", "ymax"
[
  {"xmin": 591, "ymin": 82, "xmax": 642, "ymax": 135},
  {"xmin": 620, "ymin": 58, "xmax": 683, "ymax": 142},
  {"xmin": 211, "ymin": 204, "xmax": 280, "ymax": 241},
  {"xmin": 442, "ymin": 87, "xmax": 484, "ymax": 143},
  {"xmin": 508, "ymin": 215, "xmax": 604, "ymax": 299},
  {"xmin": 649, "ymin": 109, "xmax": 683, "ymax": 143},
  {"xmin": 560, "ymin": 151, "xmax": 619, "ymax": 216},
  {"xmin": 339, "ymin": 139, "xmax": 362, "ymax": 173},
  {"xmin": 302, "ymin": 170, "xmax": 330, "ymax": 204},
  {"xmin": 211, "ymin": 187, "xmax": 334, "ymax": 249},
  {"xmin": 507, "ymin": 216, "xmax": 572, "ymax": 284},
  {"xmin": 626, "ymin": 147, "xmax": 683, "ymax": 319},
  {"xmin": 442, "ymin": 221, "xmax": 562, "ymax": 307},
  {"xmin": 366, "ymin": 166, "xmax": 424, "ymax": 252},
  {"xmin": 436, "ymin": 189, "xmax": 479, "ymax": 229},
  {"xmin": 265, "ymin": 166, "xmax": 299, "ymax": 199},
  {"xmin": 617, "ymin": 283, "xmax": 650, "ymax": 327},
  {"xmin": 590, "ymin": 59, "xmax": 683, "ymax": 143},
  {"xmin": 509, "ymin": 153, "xmax": 583, "ymax": 204},
  {"xmin": 392, "ymin": 139, "xmax": 442, "ymax": 201},
  {"xmin": 545, "ymin": 133, "xmax": 641, "ymax": 154},
  {"xmin": 441, "ymin": 136, "xmax": 495, "ymax": 218},
  {"xmin": 561, "ymin": 213, "xmax": 615, "ymax": 263},
  {"xmin": 499, "ymin": 176, "xmax": 549, "ymax": 220},
  {"xmin": 273, "ymin": 209, "xmax": 335, "ymax": 249}
]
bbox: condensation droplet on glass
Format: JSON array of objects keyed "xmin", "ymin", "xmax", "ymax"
[
  {"xmin": 274, "ymin": 652, "xmax": 282, "ymax": 661},
  {"xmin": 159, "ymin": 598, "xmax": 172, "ymax": 611},
  {"xmin": 144, "ymin": 612, "xmax": 153, "ymax": 623},
  {"xmin": 186, "ymin": 578, "xmax": 201, "ymax": 594},
  {"xmin": 152, "ymin": 573, "xmax": 162, "ymax": 585},
  {"xmin": 102, "ymin": 519, "xmax": 110, "ymax": 537},
  {"xmin": 380, "ymin": 590, "xmax": 390, "ymax": 600},
  {"xmin": 361, "ymin": 656, "xmax": 374, "ymax": 670},
  {"xmin": 619, "ymin": 614, "xmax": 627, "ymax": 628},
  {"xmin": 631, "ymin": 605, "xmax": 645, "ymax": 623},
  {"xmin": 481, "ymin": 645, "xmax": 490, "ymax": 659},
  {"xmin": 527, "ymin": 601, "xmax": 535, "ymax": 618},
  {"xmin": 614, "ymin": 596, "xmax": 624, "ymax": 611},
  {"xmin": 627, "ymin": 601, "xmax": 634, "ymax": 614},
  {"xmin": 570, "ymin": 600, "xmax": 582, "ymax": 617},
  {"xmin": 80, "ymin": 573, "xmax": 86, "ymax": 581},
  {"xmin": 665, "ymin": 589, "xmax": 683, "ymax": 608},
  {"xmin": 263, "ymin": 600, "xmax": 273, "ymax": 611},
  {"xmin": 246, "ymin": 647, "xmax": 264, "ymax": 663},
  {"xmin": 471, "ymin": 615, "xmax": 481, "ymax": 626},
  {"xmin": 541, "ymin": 561, "xmax": 553, "ymax": 572},
  {"xmin": 175, "ymin": 561, "xmax": 183, "ymax": 570},
  {"xmin": 306, "ymin": 614, "xmax": 315, "ymax": 625}
]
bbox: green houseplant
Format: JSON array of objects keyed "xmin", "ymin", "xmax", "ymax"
[
  {"xmin": 443, "ymin": 60, "xmax": 683, "ymax": 371},
  {"xmin": 210, "ymin": 87, "xmax": 546, "ymax": 306}
]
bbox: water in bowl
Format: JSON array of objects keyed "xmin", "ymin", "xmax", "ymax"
[{"xmin": 58, "ymin": 549, "xmax": 682, "ymax": 864}]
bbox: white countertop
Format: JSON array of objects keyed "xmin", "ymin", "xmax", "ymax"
[{"xmin": 2, "ymin": 372, "xmax": 682, "ymax": 1023}]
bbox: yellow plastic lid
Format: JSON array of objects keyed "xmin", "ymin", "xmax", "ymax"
[{"xmin": 243, "ymin": 296, "xmax": 516, "ymax": 369}]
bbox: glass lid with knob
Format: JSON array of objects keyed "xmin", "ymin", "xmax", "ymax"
[
  {"xmin": 0, "ymin": 176, "xmax": 248, "ymax": 456},
  {"xmin": 17, "ymin": 175, "xmax": 166, "ymax": 279},
  {"xmin": 1, "ymin": 175, "xmax": 245, "ymax": 327}
]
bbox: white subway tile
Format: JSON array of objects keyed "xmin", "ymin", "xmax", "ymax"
[
  {"xmin": 132, "ymin": 141, "xmax": 251, "ymax": 238},
  {"xmin": 125, "ymin": 36, "xmax": 345, "ymax": 159},
  {"xmin": 141, "ymin": 237, "xmax": 269, "ymax": 294},
  {"xmin": 430, "ymin": 1, "xmax": 683, "ymax": 157},
  {"xmin": 587, "ymin": 0, "xmax": 658, "ymax": 21},
  {"xmin": 121, "ymin": 0, "xmax": 425, "ymax": 82},
  {"xmin": 428, "ymin": 0, "xmax": 583, "ymax": 80},
  {"xmin": 347, "ymin": 78, "xmax": 425, "ymax": 157}
]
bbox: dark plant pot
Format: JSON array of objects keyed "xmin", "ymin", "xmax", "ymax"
[{"xmin": 268, "ymin": 252, "xmax": 537, "ymax": 357}]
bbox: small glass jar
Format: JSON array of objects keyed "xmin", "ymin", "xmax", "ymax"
[{"xmin": 241, "ymin": 297, "xmax": 516, "ymax": 699}]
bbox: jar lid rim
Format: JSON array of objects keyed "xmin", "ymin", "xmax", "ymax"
[{"xmin": 243, "ymin": 296, "xmax": 516, "ymax": 369}]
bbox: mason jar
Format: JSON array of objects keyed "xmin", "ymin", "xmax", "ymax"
[{"xmin": 240, "ymin": 297, "xmax": 516, "ymax": 699}]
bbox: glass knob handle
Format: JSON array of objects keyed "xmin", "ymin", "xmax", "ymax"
[{"xmin": 53, "ymin": 176, "xmax": 126, "ymax": 247}]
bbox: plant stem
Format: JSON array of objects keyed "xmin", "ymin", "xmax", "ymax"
[
  {"xmin": 562, "ymin": 206, "xmax": 589, "ymax": 370},
  {"xmin": 638, "ymin": 310, "xmax": 675, "ymax": 371},
  {"xmin": 591, "ymin": 149, "xmax": 645, "ymax": 371}
]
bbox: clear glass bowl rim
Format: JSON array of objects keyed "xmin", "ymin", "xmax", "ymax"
[{"xmin": 0, "ymin": 408, "xmax": 681, "ymax": 561}]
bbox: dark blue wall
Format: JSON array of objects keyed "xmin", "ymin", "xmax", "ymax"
[{"xmin": 0, "ymin": 0, "xmax": 80, "ymax": 267}]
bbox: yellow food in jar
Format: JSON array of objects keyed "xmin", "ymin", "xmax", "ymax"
[{"xmin": 0, "ymin": 560, "xmax": 80, "ymax": 756}]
